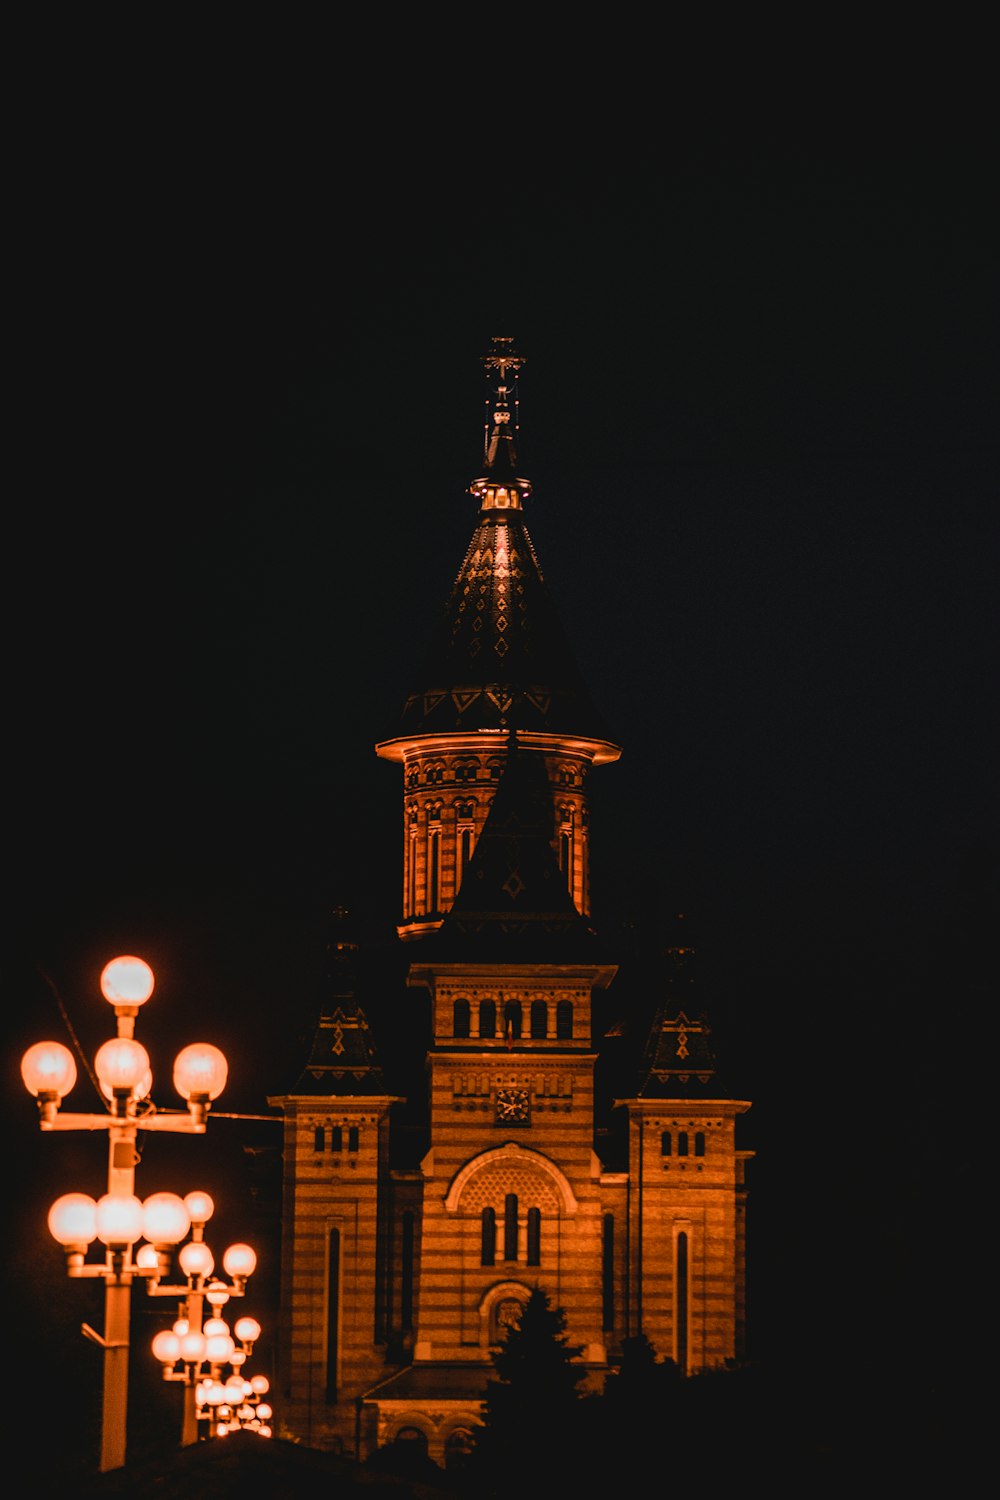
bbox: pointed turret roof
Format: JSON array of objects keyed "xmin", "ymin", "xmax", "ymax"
[
  {"xmin": 288, "ymin": 908, "xmax": 389, "ymax": 1096},
  {"xmin": 377, "ymin": 337, "xmax": 619, "ymax": 754},
  {"xmin": 629, "ymin": 920, "xmax": 729, "ymax": 1099},
  {"xmin": 425, "ymin": 731, "xmax": 604, "ymax": 962}
]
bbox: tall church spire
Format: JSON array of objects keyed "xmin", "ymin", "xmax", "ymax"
[
  {"xmin": 470, "ymin": 336, "xmax": 532, "ymax": 504},
  {"xmin": 376, "ymin": 336, "xmax": 621, "ymax": 939}
]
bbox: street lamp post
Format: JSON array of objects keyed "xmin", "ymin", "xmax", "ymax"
[
  {"xmin": 144, "ymin": 1190, "xmax": 259, "ymax": 1445},
  {"xmin": 20, "ymin": 955, "xmax": 230, "ymax": 1473}
]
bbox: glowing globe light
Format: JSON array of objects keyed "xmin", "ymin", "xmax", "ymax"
[
  {"xmin": 135, "ymin": 1242, "xmax": 160, "ymax": 1270},
  {"xmin": 142, "ymin": 1192, "xmax": 190, "ymax": 1245},
  {"xmin": 151, "ymin": 1329, "xmax": 181, "ymax": 1364},
  {"xmin": 256, "ymin": 1403, "xmax": 272, "ymax": 1421},
  {"xmin": 48, "ymin": 1192, "xmax": 98, "ymax": 1247},
  {"xmin": 100, "ymin": 956, "xmax": 155, "ymax": 1007},
  {"xmin": 203, "ymin": 1317, "xmax": 230, "ymax": 1338},
  {"xmin": 95, "ymin": 1193, "xmax": 144, "ymax": 1246},
  {"xmin": 205, "ymin": 1333, "xmax": 235, "ymax": 1362},
  {"xmin": 178, "ymin": 1240, "xmax": 214, "ymax": 1278},
  {"xmin": 94, "ymin": 1038, "xmax": 150, "ymax": 1097},
  {"xmin": 180, "ymin": 1330, "xmax": 207, "ymax": 1363},
  {"xmin": 234, "ymin": 1316, "xmax": 261, "ymax": 1346},
  {"xmin": 222, "ymin": 1243, "xmax": 257, "ymax": 1279},
  {"xmin": 249, "ymin": 1374, "xmax": 270, "ymax": 1394},
  {"xmin": 184, "ymin": 1190, "xmax": 214, "ymax": 1225},
  {"xmin": 205, "ymin": 1280, "xmax": 230, "ymax": 1308},
  {"xmin": 173, "ymin": 1043, "xmax": 227, "ymax": 1102},
  {"xmin": 99, "ymin": 1067, "xmax": 152, "ymax": 1104},
  {"xmin": 21, "ymin": 1040, "xmax": 77, "ymax": 1099}
]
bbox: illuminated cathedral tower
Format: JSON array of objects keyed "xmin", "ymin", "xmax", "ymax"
[
  {"xmin": 269, "ymin": 339, "xmax": 752, "ymax": 1468},
  {"xmin": 375, "ymin": 337, "xmax": 621, "ymax": 935}
]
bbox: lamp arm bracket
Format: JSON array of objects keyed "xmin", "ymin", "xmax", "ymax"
[{"xmin": 81, "ymin": 1322, "xmax": 129, "ymax": 1349}]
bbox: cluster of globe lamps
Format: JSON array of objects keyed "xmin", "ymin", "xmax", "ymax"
[{"xmin": 20, "ymin": 955, "xmax": 271, "ymax": 1470}]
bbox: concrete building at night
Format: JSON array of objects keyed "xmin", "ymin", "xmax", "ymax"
[{"xmin": 268, "ymin": 338, "xmax": 753, "ymax": 1467}]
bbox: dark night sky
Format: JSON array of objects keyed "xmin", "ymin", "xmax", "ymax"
[{"xmin": 4, "ymin": 79, "xmax": 997, "ymax": 1468}]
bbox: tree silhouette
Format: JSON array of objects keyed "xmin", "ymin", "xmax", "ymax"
[{"xmin": 465, "ymin": 1284, "xmax": 590, "ymax": 1498}]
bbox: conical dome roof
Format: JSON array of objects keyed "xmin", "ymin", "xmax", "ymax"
[{"xmin": 378, "ymin": 338, "xmax": 619, "ymax": 754}]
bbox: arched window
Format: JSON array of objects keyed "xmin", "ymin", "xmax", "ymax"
[
  {"xmin": 445, "ymin": 1428, "xmax": 475, "ymax": 1470},
  {"xmin": 694, "ymin": 1131, "xmax": 706, "ymax": 1156},
  {"xmin": 330, "ymin": 1126, "xmax": 343, "ymax": 1153},
  {"xmin": 661, "ymin": 1131, "xmax": 672, "ymax": 1157},
  {"xmin": 526, "ymin": 1207, "xmax": 541, "ymax": 1265},
  {"xmin": 460, "ymin": 826, "xmax": 473, "ymax": 879},
  {"xmin": 678, "ymin": 1131, "xmax": 689, "ymax": 1157},
  {"xmin": 348, "ymin": 1126, "xmax": 359, "ymax": 1152},
  {"xmin": 556, "ymin": 1000, "xmax": 573, "ymax": 1040},
  {"xmin": 503, "ymin": 1193, "xmax": 518, "ymax": 1261},
  {"xmin": 481, "ymin": 1207, "xmax": 496, "ymax": 1266},
  {"xmin": 530, "ymin": 1000, "xmax": 547, "ymax": 1039},
  {"xmin": 314, "ymin": 1126, "xmax": 325, "ymax": 1151},
  {"xmin": 453, "ymin": 998, "xmax": 471, "ymax": 1038},
  {"xmin": 504, "ymin": 1000, "xmax": 522, "ymax": 1042},
  {"xmin": 479, "ymin": 999, "xmax": 496, "ymax": 1039}
]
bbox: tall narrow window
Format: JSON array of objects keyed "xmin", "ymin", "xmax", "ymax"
[
  {"xmin": 556, "ymin": 1000, "xmax": 573, "ymax": 1040},
  {"xmin": 330, "ymin": 1126, "xmax": 343, "ymax": 1153},
  {"xmin": 676, "ymin": 1231, "xmax": 689, "ymax": 1372},
  {"xmin": 678, "ymin": 1131, "xmax": 689, "ymax": 1157},
  {"xmin": 348, "ymin": 1126, "xmax": 359, "ymax": 1152},
  {"xmin": 504, "ymin": 1001, "xmax": 522, "ymax": 1041},
  {"xmin": 408, "ymin": 831, "xmax": 417, "ymax": 917},
  {"xmin": 453, "ymin": 999, "xmax": 471, "ymax": 1038},
  {"xmin": 326, "ymin": 1228, "xmax": 340, "ymax": 1401},
  {"xmin": 694, "ymin": 1132, "xmax": 706, "ymax": 1156},
  {"xmin": 481, "ymin": 1207, "xmax": 496, "ymax": 1266},
  {"xmin": 602, "ymin": 1214, "xmax": 615, "ymax": 1329},
  {"xmin": 401, "ymin": 1211, "xmax": 414, "ymax": 1330},
  {"xmin": 314, "ymin": 1126, "xmax": 325, "ymax": 1151},
  {"xmin": 526, "ymin": 1207, "xmax": 541, "ymax": 1265},
  {"xmin": 428, "ymin": 827, "xmax": 440, "ymax": 912},
  {"xmin": 661, "ymin": 1131, "xmax": 672, "ymax": 1157},
  {"xmin": 503, "ymin": 1194, "xmax": 518, "ymax": 1261},
  {"xmin": 479, "ymin": 1000, "xmax": 496, "ymax": 1038},
  {"xmin": 530, "ymin": 1000, "xmax": 547, "ymax": 1039}
]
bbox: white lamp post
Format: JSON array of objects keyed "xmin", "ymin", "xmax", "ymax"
[
  {"xmin": 21, "ymin": 955, "xmax": 229, "ymax": 1473},
  {"xmin": 144, "ymin": 1189, "xmax": 259, "ymax": 1445}
]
